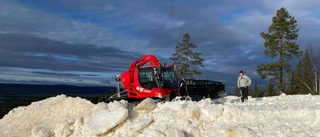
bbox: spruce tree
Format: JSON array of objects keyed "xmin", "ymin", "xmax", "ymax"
[
  {"xmin": 295, "ymin": 47, "xmax": 316, "ymax": 94},
  {"xmin": 266, "ymin": 79, "xmax": 277, "ymax": 96},
  {"xmin": 234, "ymin": 86, "xmax": 241, "ymax": 96},
  {"xmin": 250, "ymin": 83, "xmax": 265, "ymax": 98},
  {"xmin": 170, "ymin": 33, "xmax": 204, "ymax": 79},
  {"xmin": 257, "ymin": 7, "xmax": 302, "ymax": 94},
  {"xmin": 315, "ymin": 47, "xmax": 320, "ymax": 94},
  {"xmin": 253, "ymin": 83, "xmax": 259, "ymax": 94},
  {"xmin": 287, "ymin": 69, "xmax": 300, "ymax": 94}
]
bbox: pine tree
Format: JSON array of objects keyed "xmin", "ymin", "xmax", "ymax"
[
  {"xmin": 170, "ymin": 33, "xmax": 204, "ymax": 79},
  {"xmin": 257, "ymin": 7, "xmax": 302, "ymax": 94}
]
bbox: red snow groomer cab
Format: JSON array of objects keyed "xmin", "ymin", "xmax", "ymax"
[{"xmin": 109, "ymin": 54, "xmax": 181, "ymax": 102}]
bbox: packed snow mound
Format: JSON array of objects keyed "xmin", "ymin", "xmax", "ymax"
[{"xmin": 1, "ymin": 94, "xmax": 320, "ymax": 137}]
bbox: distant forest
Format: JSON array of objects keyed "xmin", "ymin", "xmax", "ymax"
[{"xmin": 0, "ymin": 83, "xmax": 115, "ymax": 119}]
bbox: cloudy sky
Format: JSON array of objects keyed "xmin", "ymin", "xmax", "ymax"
[{"xmin": 0, "ymin": 0, "xmax": 320, "ymax": 93}]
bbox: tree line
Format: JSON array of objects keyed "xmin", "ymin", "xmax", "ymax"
[
  {"xmin": 239, "ymin": 7, "xmax": 320, "ymax": 97},
  {"xmin": 169, "ymin": 7, "xmax": 320, "ymax": 97},
  {"xmin": 237, "ymin": 7, "xmax": 320, "ymax": 97},
  {"xmin": 236, "ymin": 45, "xmax": 320, "ymax": 98}
]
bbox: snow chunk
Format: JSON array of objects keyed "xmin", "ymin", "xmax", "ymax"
[
  {"xmin": 164, "ymin": 128, "xmax": 185, "ymax": 137},
  {"xmin": 126, "ymin": 115, "xmax": 154, "ymax": 131},
  {"xmin": 31, "ymin": 126, "xmax": 54, "ymax": 137},
  {"xmin": 137, "ymin": 129, "xmax": 166, "ymax": 137},
  {"xmin": 84, "ymin": 107, "xmax": 128, "ymax": 135},
  {"xmin": 224, "ymin": 126, "xmax": 256, "ymax": 137},
  {"xmin": 134, "ymin": 98, "xmax": 156, "ymax": 112},
  {"xmin": 130, "ymin": 98, "xmax": 156, "ymax": 119},
  {"xmin": 0, "ymin": 95, "xmax": 107, "ymax": 137}
]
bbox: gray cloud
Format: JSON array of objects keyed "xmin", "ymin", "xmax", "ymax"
[
  {"xmin": 0, "ymin": 33, "xmax": 138, "ymax": 72},
  {"xmin": 0, "ymin": 0, "xmax": 320, "ymax": 94}
]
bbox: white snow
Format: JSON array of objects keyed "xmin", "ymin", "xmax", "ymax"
[{"xmin": 1, "ymin": 94, "xmax": 320, "ymax": 137}]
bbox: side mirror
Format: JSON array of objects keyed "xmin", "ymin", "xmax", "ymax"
[{"xmin": 115, "ymin": 74, "xmax": 121, "ymax": 81}]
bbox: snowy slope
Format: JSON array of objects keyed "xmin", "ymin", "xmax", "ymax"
[{"xmin": 1, "ymin": 94, "xmax": 320, "ymax": 137}]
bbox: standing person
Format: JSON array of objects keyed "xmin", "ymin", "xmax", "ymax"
[{"xmin": 237, "ymin": 70, "xmax": 251, "ymax": 102}]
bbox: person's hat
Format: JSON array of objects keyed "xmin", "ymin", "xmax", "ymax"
[{"xmin": 239, "ymin": 70, "xmax": 244, "ymax": 73}]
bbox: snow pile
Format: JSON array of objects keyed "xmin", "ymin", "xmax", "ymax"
[{"xmin": 1, "ymin": 94, "xmax": 320, "ymax": 137}]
